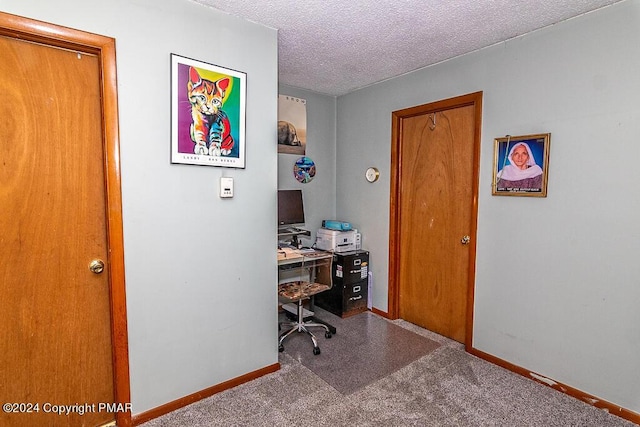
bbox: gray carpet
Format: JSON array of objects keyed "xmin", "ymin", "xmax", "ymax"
[
  {"xmin": 141, "ymin": 311, "xmax": 636, "ymax": 427},
  {"xmin": 280, "ymin": 310, "xmax": 441, "ymax": 394}
]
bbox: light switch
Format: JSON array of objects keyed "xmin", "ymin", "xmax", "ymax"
[{"xmin": 220, "ymin": 177, "xmax": 233, "ymax": 198}]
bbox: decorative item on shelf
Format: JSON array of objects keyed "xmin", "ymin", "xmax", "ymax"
[
  {"xmin": 294, "ymin": 156, "xmax": 316, "ymax": 183},
  {"xmin": 170, "ymin": 54, "xmax": 246, "ymax": 168},
  {"xmin": 365, "ymin": 167, "xmax": 380, "ymax": 183},
  {"xmin": 492, "ymin": 133, "xmax": 551, "ymax": 197}
]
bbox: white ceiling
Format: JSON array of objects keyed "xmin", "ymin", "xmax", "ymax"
[{"xmin": 196, "ymin": 0, "xmax": 622, "ymax": 96}]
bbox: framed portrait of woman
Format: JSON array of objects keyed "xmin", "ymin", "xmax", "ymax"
[{"xmin": 492, "ymin": 133, "xmax": 551, "ymax": 197}]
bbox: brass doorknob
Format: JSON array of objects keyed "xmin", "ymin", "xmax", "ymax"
[
  {"xmin": 461, "ymin": 235, "xmax": 470, "ymax": 245},
  {"xmin": 89, "ymin": 259, "xmax": 105, "ymax": 274}
]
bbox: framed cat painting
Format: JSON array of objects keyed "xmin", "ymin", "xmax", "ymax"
[{"xmin": 171, "ymin": 54, "xmax": 246, "ymax": 168}]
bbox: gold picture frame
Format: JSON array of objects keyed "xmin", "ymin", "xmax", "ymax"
[{"xmin": 492, "ymin": 133, "xmax": 551, "ymax": 197}]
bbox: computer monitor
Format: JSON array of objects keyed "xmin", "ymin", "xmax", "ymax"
[{"xmin": 278, "ymin": 189, "xmax": 305, "ymax": 226}]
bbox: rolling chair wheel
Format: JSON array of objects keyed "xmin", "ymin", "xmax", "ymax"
[
  {"xmin": 313, "ymin": 347, "xmax": 321, "ymax": 355},
  {"xmin": 325, "ymin": 331, "xmax": 332, "ymax": 339},
  {"xmin": 278, "ymin": 344, "xmax": 284, "ymax": 352}
]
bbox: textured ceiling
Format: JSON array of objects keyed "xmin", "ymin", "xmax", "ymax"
[{"xmin": 196, "ymin": 0, "xmax": 622, "ymax": 96}]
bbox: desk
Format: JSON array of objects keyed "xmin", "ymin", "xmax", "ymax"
[
  {"xmin": 277, "ymin": 247, "xmax": 329, "ymax": 264},
  {"xmin": 277, "ymin": 248, "xmax": 337, "ymax": 335}
]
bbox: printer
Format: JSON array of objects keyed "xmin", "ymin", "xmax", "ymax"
[{"xmin": 315, "ymin": 228, "xmax": 356, "ymax": 253}]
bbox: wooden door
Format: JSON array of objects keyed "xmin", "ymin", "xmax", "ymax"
[
  {"xmin": 0, "ymin": 13, "xmax": 130, "ymax": 427},
  {"xmin": 389, "ymin": 92, "xmax": 482, "ymax": 345}
]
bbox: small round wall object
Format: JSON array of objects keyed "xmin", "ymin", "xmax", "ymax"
[
  {"xmin": 294, "ymin": 156, "xmax": 316, "ymax": 183},
  {"xmin": 365, "ymin": 167, "xmax": 380, "ymax": 183}
]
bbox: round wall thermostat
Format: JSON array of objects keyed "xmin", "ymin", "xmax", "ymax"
[{"xmin": 365, "ymin": 167, "xmax": 380, "ymax": 183}]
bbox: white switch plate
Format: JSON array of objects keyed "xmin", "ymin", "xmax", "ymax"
[{"xmin": 220, "ymin": 177, "xmax": 233, "ymax": 198}]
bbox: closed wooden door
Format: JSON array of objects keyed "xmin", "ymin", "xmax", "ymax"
[
  {"xmin": 389, "ymin": 93, "xmax": 481, "ymax": 345},
  {"xmin": 0, "ymin": 14, "xmax": 128, "ymax": 427}
]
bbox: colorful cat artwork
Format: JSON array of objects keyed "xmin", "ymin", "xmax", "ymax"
[{"xmin": 187, "ymin": 66, "xmax": 234, "ymax": 156}]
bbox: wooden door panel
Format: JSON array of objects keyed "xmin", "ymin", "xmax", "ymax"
[
  {"xmin": 396, "ymin": 103, "xmax": 477, "ymax": 343},
  {"xmin": 0, "ymin": 35, "xmax": 114, "ymax": 426}
]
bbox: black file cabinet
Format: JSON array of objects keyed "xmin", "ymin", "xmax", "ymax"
[{"xmin": 315, "ymin": 250, "xmax": 369, "ymax": 318}]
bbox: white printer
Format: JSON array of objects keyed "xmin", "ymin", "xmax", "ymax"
[{"xmin": 315, "ymin": 228, "xmax": 356, "ymax": 253}]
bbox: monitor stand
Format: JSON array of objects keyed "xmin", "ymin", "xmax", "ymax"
[{"xmin": 278, "ymin": 227, "xmax": 310, "ymax": 249}]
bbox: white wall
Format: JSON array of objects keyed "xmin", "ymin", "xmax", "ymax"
[
  {"xmin": 1, "ymin": 0, "xmax": 279, "ymax": 414},
  {"xmin": 337, "ymin": 0, "xmax": 640, "ymax": 414},
  {"xmin": 278, "ymin": 85, "xmax": 337, "ymax": 244}
]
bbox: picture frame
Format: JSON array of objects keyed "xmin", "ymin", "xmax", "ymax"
[
  {"xmin": 171, "ymin": 54, "xmax": 246, "ymax": 168},
  {"xmin": 278, "ymin": 95, "xmax": 307, "ymax": 155},
  {"xmin": 492, "ymin": 133, "xmax": 551, "ymax": 197}
]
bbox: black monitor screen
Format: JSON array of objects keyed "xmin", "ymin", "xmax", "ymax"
[{"xmin": 278, "ymin": 189, "xmax": 305, "ymax": 226}]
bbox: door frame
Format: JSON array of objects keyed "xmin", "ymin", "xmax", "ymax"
[
  {"xmin": 388, "ymin": 91, "xmax": 482, "ymax": 350},
  {"xmin": 0, "ymin": 12, "xmax": 131, "ymax": 427}
]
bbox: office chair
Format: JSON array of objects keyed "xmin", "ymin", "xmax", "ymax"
[{"xmin": 278, "ymin": 254, "xmax": 333, "ymax": 355}]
